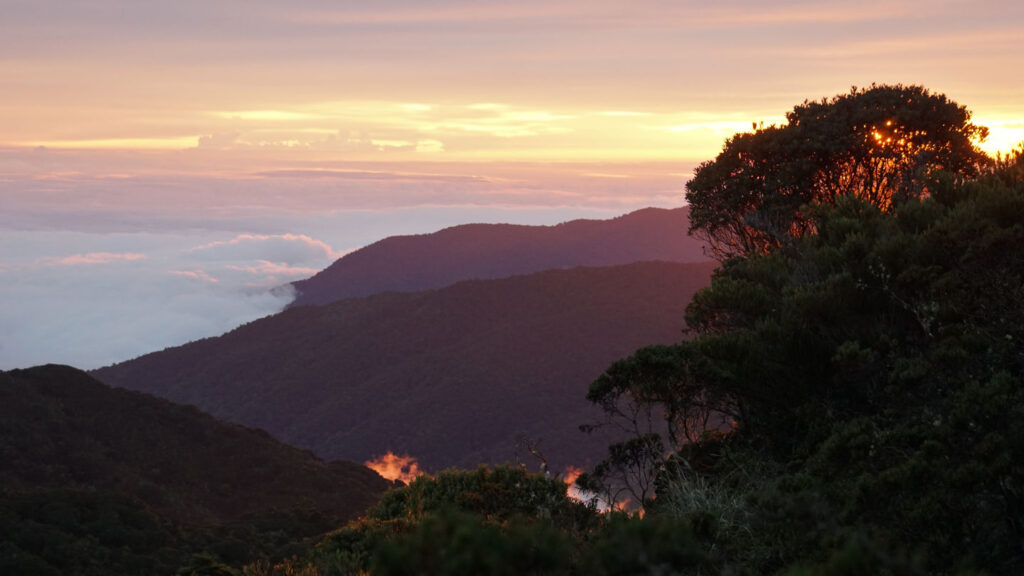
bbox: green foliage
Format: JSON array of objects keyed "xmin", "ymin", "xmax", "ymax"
[
  {"xmin": 575, "ymin": 513, "xmax": 711, "ymax": 576},
  {"xmin": 0, "ymin": 487, "xmax": 187, "ymax": 576},
  {"xmin": 653, "ymin": 466, "xmax": 753, "ymax": 543},
  {"xmin": 0, "ymin": 486, "xmax": 366, "ymax": 576},
  {"xmin": 270, "ymin": 467, "xmax": 730, "ymax": 576},
  {"xmin": 587, "ymin": 344, "xmax": 731, "ymax": 449},
  {"xmin": 179, "ymin": 553, "xmax": 242, "ymax": 576},
  {"xmin": 693, "ymin": 174, "xmax": 1023, "ymax": 569},
  {"xmin": 307, "ymin": 467, "xmax": 599, "ymax": 575},
  {"xmin": 370, "ymin": 509, "xmax": 573, "ymax": 576},
  {"xmin": 779, "ymin": 533, "xmax": 928, "ymax": 576},
  {"xmin": 365, "ymin": 466, "xmax": 594, "ymax": 527}
]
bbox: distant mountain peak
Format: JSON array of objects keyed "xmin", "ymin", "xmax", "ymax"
[{"xmin": 289, "ymin": 206, "xmax": 707, "ymax": 307}]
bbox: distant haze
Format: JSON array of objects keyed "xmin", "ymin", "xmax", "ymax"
[{"xmin": 0, "ymin": 200, "xmax": 652, "ymax": 370}]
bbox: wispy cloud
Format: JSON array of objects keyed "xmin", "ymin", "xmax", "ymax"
[
  {"xmin": 598, "ymin": 111, "xmax": 656, "ymax": 118},
  {"xmin": 3, "ymin": 0, "xmax": 1022, "ymax": 166},
  {"xmin": 777, "ymin": 27, "xmax": 1024, "ymax": 60},
  {"xmin": 169, "ymin": 269, "xmax": 219, "ymax": 283},
  {"xmin": 288, "ymin": 4, "xmax": 589, "ymax": 26},
  {"xmin": 216, "ymin": 110, "xmax": 323, "ymax": 121},
  {"xmin": 252, "ymin": 169, "xmax": 490, "ymax": 184},
  {"xmin": 35, "ymin": 252, "xmax": 146, "ymax": 267},
  {"xmin": 224, "ymin": 260, "xmax": 323, "ymax": 287},
  {"xmin": 678, "ymin": 1, "xmax": 919, "ymax": 27},
  {"xmin": 189, "ymin": 233, "xmax": 345, "ymax": 262}
]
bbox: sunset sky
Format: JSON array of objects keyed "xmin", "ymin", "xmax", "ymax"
[{"xmin": 3, "ymin": 0, "xmax": 1024, "ymax": 368}]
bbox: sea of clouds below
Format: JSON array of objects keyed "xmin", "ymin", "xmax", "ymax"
[{"xmin": 0, "ymin": 204, "xmax": 645, "ymax": 371}]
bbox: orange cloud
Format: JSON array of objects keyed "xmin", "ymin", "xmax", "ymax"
[{"xmin": 36, "ymin": 252, "xmax": 146, "ymax": 266}]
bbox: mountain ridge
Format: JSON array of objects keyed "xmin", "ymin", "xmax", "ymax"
[
  {"xmin": 290, "ymin": 206, "xmax": 708, "ymax": 307},
  {"xmin": 95, "ymin": 261, "xmax": 717, "ymax": 473}
]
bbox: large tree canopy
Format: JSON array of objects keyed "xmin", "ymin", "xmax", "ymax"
[
  {"xmin": 585, "ymin": 150, "xmax": 1024, "ymax": 573},
  {"xmin": 686, "ymin": 84, "xmax": 990, "ymax": 260}
]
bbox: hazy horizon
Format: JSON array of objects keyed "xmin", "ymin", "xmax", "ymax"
[{"xmin": 3, "ymin": 0, "xmax": 1023, "ymax": 369}]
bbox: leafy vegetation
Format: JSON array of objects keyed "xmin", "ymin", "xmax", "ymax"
[{"xmin": 247, "ymin": 466, "xmax": 720, "ymax": 576}]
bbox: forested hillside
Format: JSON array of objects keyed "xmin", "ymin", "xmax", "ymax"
[
  {"xmin": 96, "ymin": 261, "xmax": 716, "ymax": 472},
  {"xmin": 0, "ymin": 365, "xmax": 392, "ymax": 575}
]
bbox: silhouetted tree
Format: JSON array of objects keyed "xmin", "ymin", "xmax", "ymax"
[
  {"xmin": 686, "ymin": 84, "xmax": 990, "ymax": 260},
  {"xmin": 581, "ymin": 344, "xmax": 738, "ymax": 505}
]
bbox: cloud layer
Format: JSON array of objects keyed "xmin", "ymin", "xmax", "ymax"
[
  {"xmin": 0, "ymin": 231, "xmax": 342, "ymax": 370},
  {"xmin": 0, "ymin": 204, "xmax": 630, "ymax": 370}
]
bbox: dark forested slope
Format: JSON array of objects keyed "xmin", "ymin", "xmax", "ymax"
[
  {"xmin": 96, "ymin": 261, "xmax": 717, "ymax": 472},
  {"xmin": 0, "ymin": 364, "xmax": 390, "ymax": 524},
  {"xmin": 0, "ymin": 364, "xmax": 393, "ymax": 574}
]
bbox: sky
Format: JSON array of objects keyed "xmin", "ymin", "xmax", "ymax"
[{"xmin": 2, "ymin": 0, "xmax": 1024, "ymax": 369}]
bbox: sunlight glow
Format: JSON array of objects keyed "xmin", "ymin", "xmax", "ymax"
[
  {"xmin": 23, "ymin": 137, "xmax": 200, "ymax": 150},
  {"xmin": 218, "ymin": 110, "xmax": 321, "ymax": 121},
  {"xmin": 976, "ymin": 117, "xmax": 1024, "ymax": 157}
]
